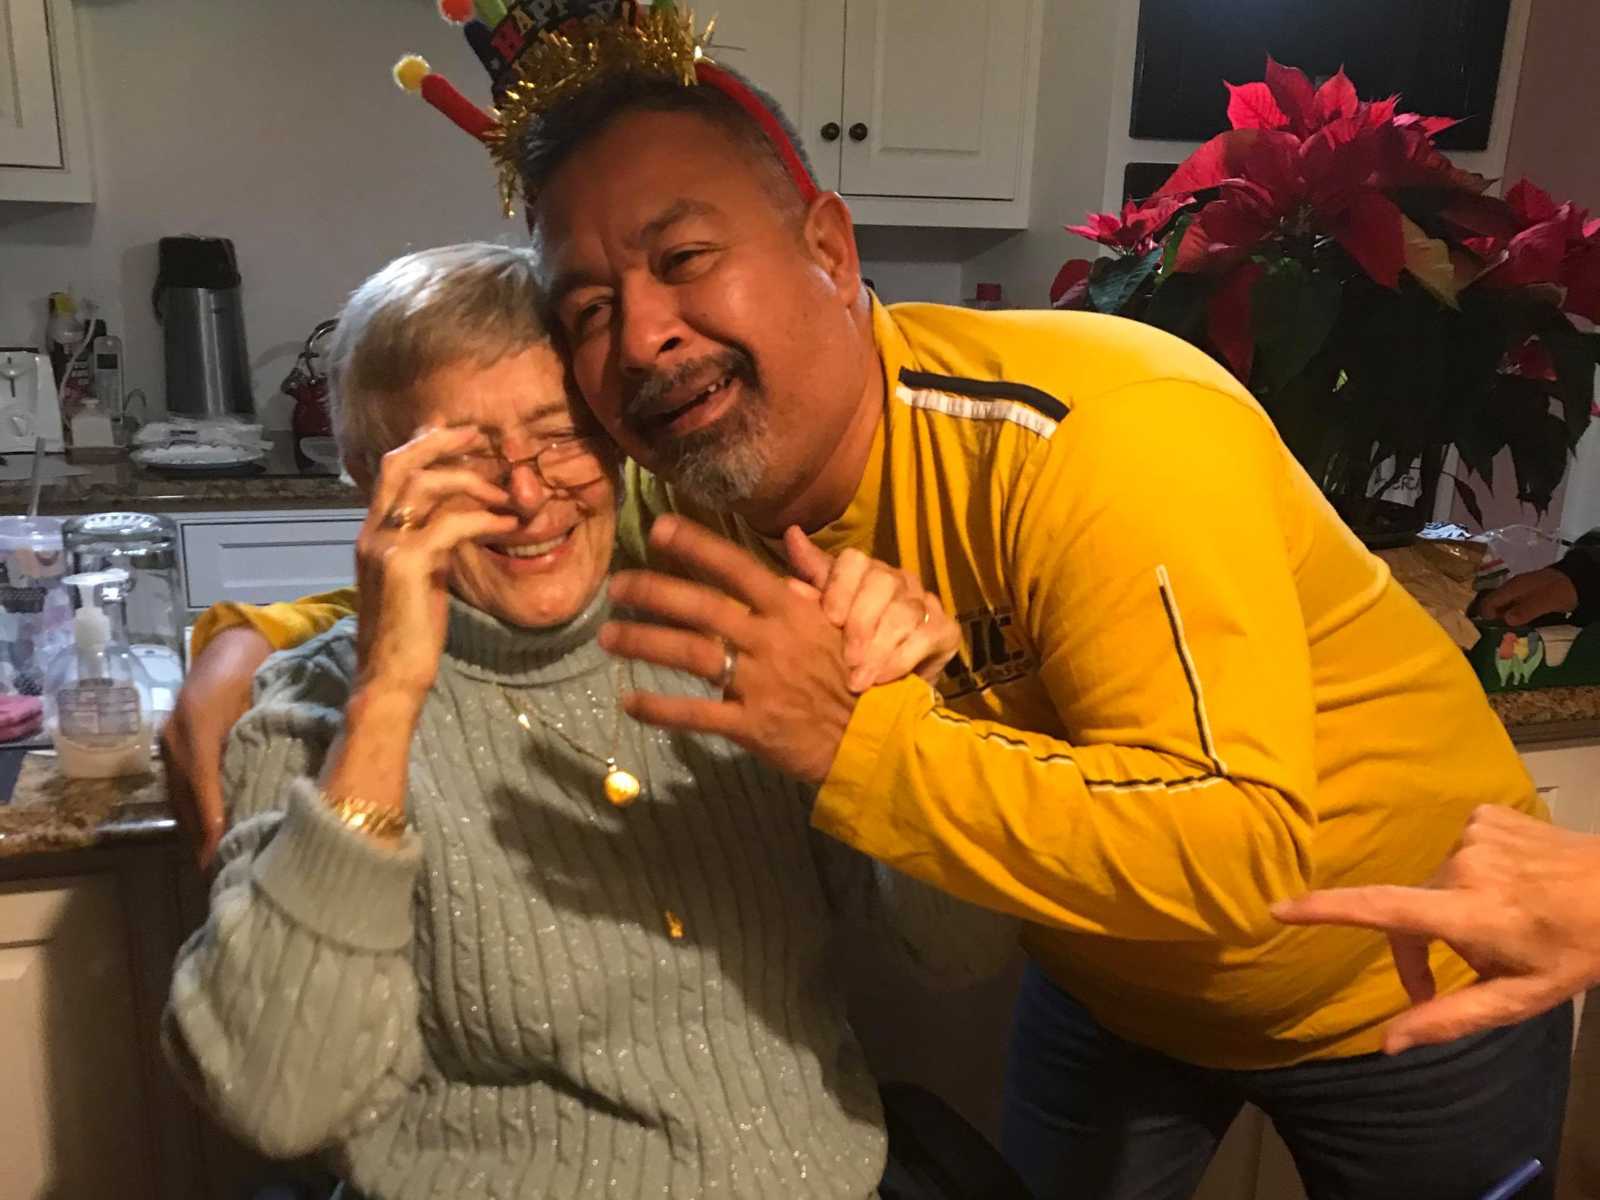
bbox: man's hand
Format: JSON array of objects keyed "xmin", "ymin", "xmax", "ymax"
[
  {"xmin": 1274, "ymin": 805, "xmax": 1600, "ymax": 1052},
  {"xmin": 599, "ymin": 516, "xmax": 859, "ymax": 784},
  {"xmin": 1472, "ymin": 567, "xmax": 1578, "ymax": 627},
  {"xmin": 782, "ymin": 527, "xmax": 960, "ymax": 692},
  {"xmin": 160, "ymin": 625, "xmax": 274, "ymax": 870}
]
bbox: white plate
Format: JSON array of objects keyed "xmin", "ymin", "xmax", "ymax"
[
  {"xmin": 299, "ymin": 436, "xmax": 341, "ymax": 467},
  {"xmin": 133, "ymin": 444, "xmax": 266, "ymax": 471}
]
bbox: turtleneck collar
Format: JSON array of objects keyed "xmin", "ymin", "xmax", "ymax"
[{"xmin": 441, "ymin": 585, "xmax": 611, "ymax": 688}]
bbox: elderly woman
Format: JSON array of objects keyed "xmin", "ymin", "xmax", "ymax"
[{"xmin": 164, "ymin": 243, "xmax": 1013, "ymax": 1199}]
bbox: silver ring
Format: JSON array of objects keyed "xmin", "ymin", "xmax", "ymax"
[{"xmin": 715, "ymin": 644, "xmax": 738, "ymax": 695}]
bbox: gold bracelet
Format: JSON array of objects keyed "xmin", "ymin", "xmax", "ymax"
[{"xmin": 324, "ymin": 791, "xmax": 410, "ymax": 840}]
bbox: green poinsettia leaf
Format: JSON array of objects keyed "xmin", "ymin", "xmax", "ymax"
[
  {"xmin": 1142, "ymin": 271, "xmax": 1210, "ymax": 341},
  {"xmin": 1252, "ymin": 261, "xmax": 1343, "ymax": 393},
  {"xmin": 1452, "ymin": 474, "xmax": 1485, "ymax": 526},
  {"xmin": 1506, "ymin": 409, "xmax": 1570, "ymax": 515},
  {"xmin": 1089, "ymin": 248, "xmax": 1162, "ymax": 315},
  {"xmin": 1536, "ymin": 314, "xmax": 1600, "ymax": 447},
  {"xmin": 1261, "ymin": 365, "xmax": 1345, "ymax": 487},
  {"xmin": 1161, "ymin": 214, "xmax": 1195, "ymax": 276}
]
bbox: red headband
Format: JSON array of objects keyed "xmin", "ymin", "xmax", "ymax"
[{"xmin": 694, "ymin": 61, "xmax": 820, "ymax": 206}]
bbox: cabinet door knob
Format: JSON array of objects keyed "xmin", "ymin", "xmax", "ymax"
[
  {"xmin": 848, "ymin": 122, "xmax": 869, "ymax": 142},
  {"xmin": 820, "ymin": 122, "xmax": 841, "ymax": 142}
]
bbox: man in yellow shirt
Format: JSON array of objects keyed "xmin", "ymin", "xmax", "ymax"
[{"xmin": 170, "ymin": 9, "xmax": 1569, "ymax": 1198}]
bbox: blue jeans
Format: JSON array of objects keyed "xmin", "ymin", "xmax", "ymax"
[{"xmin": 1003, "ymin": 963, "xmax": 1572, "ymax": 1200}]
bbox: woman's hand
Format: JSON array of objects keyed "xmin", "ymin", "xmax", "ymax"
[
  {"xmin": 1472, "ymin": 567, "xmax": 1578, "ymax": 627},
  {"xmin": 353, "ymin": 425, "xmax": 518, "ymax": 699},
  {"xmin": 782, "ymin": 527, "xmax": 960, "ymax": 693},
  {"xmin": 1275, "ymin": 805, "xmax": 1600, "ymax": 1053}
]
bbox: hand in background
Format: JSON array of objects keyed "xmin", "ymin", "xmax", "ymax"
[
  {"xmin": 781, "ymin": 527, "xmax": 960, "ymax": 692},
  {"xmin": 1274, "ymin": 805, "xmax": 1600, "ymax": 1052},
  {"xmin": 1473, "ymin": 567, "xmax": 1578, "ymax": 627},
  {"xmin": 160, "ymin": 624, "xmax": 274, "ymax": 870}
]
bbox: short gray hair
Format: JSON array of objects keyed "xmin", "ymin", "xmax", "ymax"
[{"xmin": 326, "ymin": 242, "xmax": 549, "ymax": 480}]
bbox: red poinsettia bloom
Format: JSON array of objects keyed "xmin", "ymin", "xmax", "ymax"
[
  {"xmin": 1464, "ymin": 180, "xmax": 1600, "ymax": 321},
  {"xmin": 1050, "ymin": 258, "xmax": 1093, "ymax": 308},
  {"xmin": 1153, "ymin": 60, "xmax": 1485, "ymax": 290},
  {"xmin": 1508, "ymin": 336, "xmax": 1558, "ymax": 382},
  {"xmin": 1065, "ymin": 195, "xmax": 1190, "ymax": 255}
]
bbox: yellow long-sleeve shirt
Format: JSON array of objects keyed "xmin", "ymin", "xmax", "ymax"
[{"xmin": 197, "ymin": 299, "xmax": 1539, "ymax": 1069}]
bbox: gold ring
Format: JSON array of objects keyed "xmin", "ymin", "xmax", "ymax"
[{"xmin": 384, "ymin": 504, "xmax": 419, "ymax": 531}]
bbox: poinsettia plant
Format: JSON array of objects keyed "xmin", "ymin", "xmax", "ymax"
[{"xmin": 1054, "ymin": 58, "xmax": 1600, "ymax": 534}]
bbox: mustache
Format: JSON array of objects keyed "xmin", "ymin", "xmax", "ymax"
[{"xmin": 622, "ymin": 348, "xmax": 759, "ymax": 426}]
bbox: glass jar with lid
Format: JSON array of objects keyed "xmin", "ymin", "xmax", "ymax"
[
  {"xmin": 0, "ymin": 515, "xmax": 72, "ymax": 697},
  {"xmin": 61, "ymin": 512, "xmax": 184, "ymax": 728}
]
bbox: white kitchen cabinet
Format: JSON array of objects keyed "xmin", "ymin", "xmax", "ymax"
[
  {"xmin": 176, "ymin": 508, "xmax": 364, "ymax": 610},
  {"xmin": 707, "ymin": 0, "xmax": 1042, "ymax": 228},
  {"xmin": 1519, "ymin": 740, "xmax": 1600, "ymax": 837},
  {"xmin": 701, "ymin": 0, "xmax": 843, "ymax": 190},
  {"xmin": 839, "ymin": 0, "xmax": 1033, "ymax": 201},
  {"xmin": 0, "ymin": 0, "xmax": 93, "ymax": 202},
  {"xmin": 0, "ymin": 875, "xmax": 160, "ymax": 1198}
]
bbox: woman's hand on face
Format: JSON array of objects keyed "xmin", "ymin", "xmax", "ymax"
[
  {"xmin": 354, "ymin": 425, "xmax": 518, "ymax": 698},
  {"xmin": 781, "ymin": 527, "xmax": 960, "ymax": 693}
]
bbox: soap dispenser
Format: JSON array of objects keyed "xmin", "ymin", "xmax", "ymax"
[{"xmin": 43, "ymin": 569, "xmax": 153, "ymax": 779}]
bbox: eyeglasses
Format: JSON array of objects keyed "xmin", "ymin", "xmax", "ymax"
[{"xmin": 443, "ymin": 434, "xmax": 610, "ymax": 492}]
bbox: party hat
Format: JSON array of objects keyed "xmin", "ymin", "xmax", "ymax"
[{"xmin": 397, "ymin": 0, "xmax": 819, "ymax": 218}]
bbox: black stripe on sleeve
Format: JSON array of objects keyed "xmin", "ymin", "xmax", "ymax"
[
  {"xmin": 898, "ymin": 368, "xmax": 1070, "ymax": 423},
  {"xmin": 1155, "ymin": 575, "xmax": 1226, "ymax": 778},
  {"xmin": 928, "ymin": 708, "xmax": 1218, "ymax": 791}
]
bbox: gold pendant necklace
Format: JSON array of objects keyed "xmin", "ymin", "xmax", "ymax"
[{"xmin": 503, "ymin": 664, "xmax": 642, "ymax": 808}]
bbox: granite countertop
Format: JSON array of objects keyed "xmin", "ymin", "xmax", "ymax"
[
  {"xmin": 1488, "ymin": 687, "xmax": 1600, "ymax": 744},
  {"xmin": 0, "ymin": 751, "xmax": 176, "ymax": 860},
  {"xmin": 0, "ymin": 431, "xmax": 359, "ymax": 513}
]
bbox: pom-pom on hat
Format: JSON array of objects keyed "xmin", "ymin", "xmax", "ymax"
[{"xmin": 395, "ymin": 0, "xmax": 819, "ymax": 218}]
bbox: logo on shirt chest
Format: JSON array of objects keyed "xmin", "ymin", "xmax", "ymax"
[{"xmin": 939, "ymin": 607, "xmax": 1035, "ymax": 700}]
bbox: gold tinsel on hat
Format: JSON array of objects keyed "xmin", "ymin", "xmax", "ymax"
[{"xmin": 485, "ymin": 5, "xmax": 714, "ymax": 216}]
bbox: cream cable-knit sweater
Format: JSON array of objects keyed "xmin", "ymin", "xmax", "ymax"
[{"xmin": 165, "ymin": 593, "xmax": 1011, "ymax": 1199}]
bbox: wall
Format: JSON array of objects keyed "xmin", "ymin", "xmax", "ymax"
[
  {"xmin": 1502, "ymin": 0, "xmax": 1600, "ymax": 209},
  {"xmin": 1501, "ymin": 0, "xmax": 1600, "ymax": 541},
  {"xmin": 961, "ymin": 0, "xmax": 1123, "ymax": 308},
  {"xmin": 1, "ymin": 0, "xmax": 514, "ymax": 425},
  {"xmin": 1437, "ymin": 0, "xmax": 1600, "ymax": 536}
]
